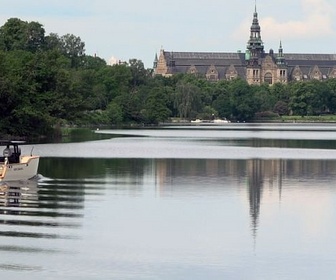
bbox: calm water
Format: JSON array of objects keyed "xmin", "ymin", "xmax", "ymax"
[{"xmin": 1, "ymin": 124, "xmax": 336, "ymax": 279}]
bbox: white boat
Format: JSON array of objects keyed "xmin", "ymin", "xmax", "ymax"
[
  {"xmin": 213, "ymin": 118, "xmax": 230, "ymax": 123},
  {"xmin": 191, "ymin": 119, "xmax": 202, "ymax": 123},
  {"xmin": 0, "ymin": 141, "xmax": 39, "ymax": 181}
]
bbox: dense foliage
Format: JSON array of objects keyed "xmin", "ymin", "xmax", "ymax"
[{"xmin": 1, "ymin": 18, "xmax": 336, "ymax": 137}]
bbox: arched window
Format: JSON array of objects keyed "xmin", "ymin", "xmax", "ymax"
[{"xmin": 264, "ymin": 72, "xmax": 273, "ymax": 84}]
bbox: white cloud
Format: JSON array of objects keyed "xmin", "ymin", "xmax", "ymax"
[
  {"xmin": 233, "ymin": 0, "xmax": 335, "ymax": 46},
  {"xmin": 263, "ymin": 0, "xmax": 334, "ymax": 39}
]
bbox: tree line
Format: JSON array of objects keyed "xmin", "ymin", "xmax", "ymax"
[{"xmin": 1, "ymin": 18, "xmax": 336, "ymax": 137}]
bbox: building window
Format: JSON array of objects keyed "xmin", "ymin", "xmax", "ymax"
[
  {"xmin": 253, "ymin": 69, "xmax": 259, "ymax": 77},
  {"xmin": 206, "ymin": 65, "xmax": 218, "ymax": 81},
  {"xmin": 264, "ymin": 73, "xmax": 273, "ymax": 84}
]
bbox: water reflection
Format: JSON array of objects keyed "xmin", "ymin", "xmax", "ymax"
[
  {"xmin": 152, "ymin": 158, "xmax": 336, "ymax": 240},
  {"xmin": 0, "ymin": 178, "xmax": 85, "ymax": 273},
  {"xmin": 2, "ymin": 154, "xmax": 336, "ymax": 278},
  {"xmin": 0, "ymin": 180, "xmax": 38, "ymax": 208},
  {"xmin": 39, "ymin": 157, "xmax": 336, "ymax": 232},
  {"xmin": 39, "ymin": 157, "xmax": 336, "ymax": 241},
  {"xmin": 18, "ymin": 127, "xmax": 336, "ymax": 278},
  {"xmin": 248, "ymin": 159, "xmax": 263, "ymax": 239},
  {"xmin": 0, "ymin": 263, "xmax": 42, "ymax": 272}
]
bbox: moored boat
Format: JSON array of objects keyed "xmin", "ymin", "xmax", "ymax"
[
  {"xmin": 213, "ymin": 118, "xmax": 230, "ymax": 123},
  {"xmin": 191, "ymin": 118, "xmax": 230, "ymax": 124},
  {"xmin": 0, "ymin": 141, "xmax": 39, "ymax": 181}
]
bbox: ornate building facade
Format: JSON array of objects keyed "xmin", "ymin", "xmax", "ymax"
[{"xmin": 153, "ymin": 6, "xmax": 336, "ymax": 85}]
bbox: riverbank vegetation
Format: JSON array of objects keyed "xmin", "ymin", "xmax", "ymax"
[{"xmin": 1, "ymin": 18, "xmax": 336, "ymax": 137}]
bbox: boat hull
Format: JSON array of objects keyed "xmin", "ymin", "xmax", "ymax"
[{"xmin": 0, "ymin": 156, "xmax": 39, "ymax": 181}]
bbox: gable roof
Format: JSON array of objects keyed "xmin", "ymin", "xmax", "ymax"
[
  {"xmin": 159, "ymin": 50, "xmax": 336, "ymax": 80},
  {"xmin": 164, "ymin": 51, "xmax": 246, "ymax": 66}
]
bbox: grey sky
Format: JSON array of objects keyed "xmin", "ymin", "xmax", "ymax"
[{"xmin": 1, "ymin": 0, "xmax": 335, "ymax": 67}]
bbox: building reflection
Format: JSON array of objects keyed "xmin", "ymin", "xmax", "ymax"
[
  {"xmin": 247, "ymin": 159, "xmax": 263, "ymax": 239},
  {"xmin": 247, "ymin": 159, "xmax": 287, "ymax": 240},
  {"xmin": 154, "ymin": 158, "xmax": 336, "ymax": 239},
  {"xmin": 0, "ymin": 179, "xmax": 85, "ymax": 231},
  {"xmin": 0, "ymin": 180, "xmax": 39, "ymax": 208}
]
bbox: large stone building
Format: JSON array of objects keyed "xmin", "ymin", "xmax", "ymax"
[{"xmin": 153, "ymin": 6, "xmax": 336, "ymax": 85}]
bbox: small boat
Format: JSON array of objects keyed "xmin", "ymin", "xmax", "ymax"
[
  {"xmin": 0, "ymin": 140, "xmax": 39, "ymax": 181},
  {"xmin": 191, "ymin": 119, "xmax": 202, "ymax": 123},
  {"xmin": 213, "ymin": 118, "xmax": 230, "ymax": 123}
]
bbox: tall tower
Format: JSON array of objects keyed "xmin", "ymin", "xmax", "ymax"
[
  {"xmin": 153, "ymin": 53, "xmax": 158, "ymax": 69},
  {"xmin": 247, "ymin": 3, "xmax": 264, "ymax": 64},
  {"xmin": 276, "ymin": 41, "xmax": 285, "ymax": 65},
  {"xmin": 246, "ymin": 3, "xmax": 264, "ymax": 84},
  {"xmin": 276, "ymin": 41, "xmax": 288, "ymax": 83}
]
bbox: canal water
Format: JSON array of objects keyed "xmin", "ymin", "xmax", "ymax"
[{"xmin": 1, "ymin": 124, "xmax": 336, "ymax": 279}]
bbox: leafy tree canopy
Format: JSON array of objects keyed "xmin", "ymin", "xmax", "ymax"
[{"xmin": 1, "ymin": 17, "xmax": 336, "ymax": 138}]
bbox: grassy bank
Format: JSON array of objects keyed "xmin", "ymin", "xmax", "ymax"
[{"xmin": 255, "ymin": 115, "xmax": 336, "ymax": 123}]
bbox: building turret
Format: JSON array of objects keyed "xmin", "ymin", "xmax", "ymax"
[
  {"xmin": 246, "ymin": 3, "xmax": 264, "ymax": 66},
  {"xmin": 276, "ymin": 41, "xmax": 285, "ymax": 65},
  {"xmin": 154, "ymin": 49, "xmax": 172, "ymax": 77},
  {"xmin": 245, "ymin": 3, "xmax": 264, "ymax": 85},
  {"xmin": 276, "ymin": 41, "xmax": 287, "ymax": 83},
  {"xmin": 153, "ymin": 53, "xmax": 158, "ymax": 69}
]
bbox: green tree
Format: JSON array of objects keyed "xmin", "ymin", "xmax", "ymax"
[
  {"xmin": 45, "ymin": 33, "xmax": 62, "ymax": 51},
  {"xmin": 60, "ymin": 34, "xmax": 85, "ymax": 68},
  {"xmin": 273, "ymin": 101, "xmax": 288, "ymax": 115},
  {"xmin": 82, "ymin": 55, "xmax": 107, "ymax": 69},
  {"xmin": 0, "ymin": 18, "xmax": 28, "ymax": 51},
  {"xmin": 128, "ymin": 59, "xmax": 149, "ymax": 87},
  {"xmin": 96, "ymin": 64, "xmax": 132, "ymax": 102},
  {"xmin": 326, "ymin": 79, "xmax": 336, "ymax": 113},
  {"xmin": 271, "ymin": 82, "xmax": 290, "ymax": 103},
  {"xmin": 212, "ymin": 80, "xmax": 232, "ymax": 119},
  {"xmin": 229, "ymin": 79, "xmax": 256, "ymax": 121},
  {"xmin": 198, "ymin": 105, "xmax": 217, "ymax": 120},
  {"xmin": 114, "ymin": 91, "xmax": 143, "ymax": 123},
  {"xmin": 141, "ymin": 87, "xmax": 171, "ymax": 124},
  {"xmin": 26, "ymin": 21, "xmax": 46, "ymax": 52},
  {"xmin": 106, "ymin": 102, "xmax": 123, "ymax": 124},
  {"xmin": 252, "ymin": 84, "xmax": 274, "ymax": 113},
  {"xmin": 174, "ymin": 80, "xmax": 201, "ymax": 119},
  {"xmin": 0, "ymin": 18, "xmax": 46, "ymax": 52},
  {"xmin": 289, "ymin": 81, "xmax": 327, "ymax": 116}
]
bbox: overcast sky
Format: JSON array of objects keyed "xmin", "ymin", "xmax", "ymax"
[{"xmin": 1, "ymin": 0, "xmax": 335, "ymax": 68}]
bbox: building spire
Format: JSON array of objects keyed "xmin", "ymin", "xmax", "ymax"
[
  {"xmin": 246, "ymin": 2, "xmax": 264, "ymax": 64},
  {"xmin": 277, "ymin": 40, "xmax": 285, "ymax": 65},
  {"xmin": 279, "ymin": 40, "xmax": 283, "ymax": 56},
  {"xmin": 153, "ymin": 52, "xmax": 158, "ymax": 69}
]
